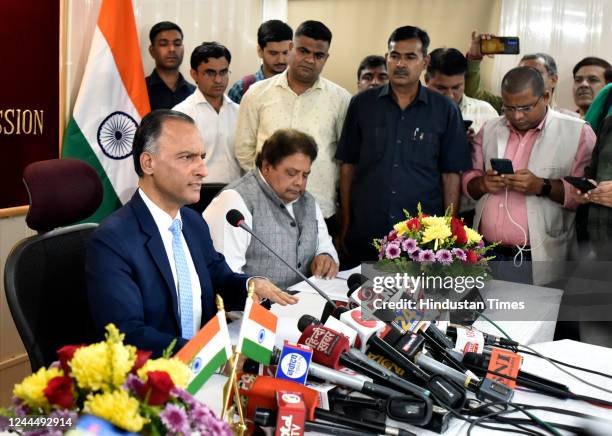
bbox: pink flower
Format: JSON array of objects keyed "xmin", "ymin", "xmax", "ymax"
[
  {"xmin": 409, "ymin": 249, "xmax": 421, "ymax": 261},
  {"xmin": 452, "ymin": 248, "xmax": 467, "ymax": 261},
  {"xmin": 160, "ymin": 403, "xmax": 190, "ymax": 434},
  {"xmin": 419, "ymin": 249, "xmax": 436, "ymax": 263},
  {"xmin": 401, "ymin": 238, "xmax": 418, "ymax": 254},
  {"xmin": 385, "ymin": 242, "xmax": 401, "ymax": 259},
  {"xmin": 435, "ymin": 249, "xmax": 453, "ymax": 265}
]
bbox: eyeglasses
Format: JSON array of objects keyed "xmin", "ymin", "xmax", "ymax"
[
  {"xmin": 501, "ymin": 96, "xmax": 542, "ymax": 114},
  {"xmin": 202, "ymin": 69, "xmax": 230, "ymax": 78}
]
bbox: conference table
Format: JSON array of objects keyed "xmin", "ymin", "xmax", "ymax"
[{"xmin": 197, "ymin": 271, "xmax": 612, "ymax": 434}]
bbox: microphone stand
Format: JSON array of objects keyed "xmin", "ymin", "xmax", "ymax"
[{"xmin": 234, "ymin": 221, "xmax": 336, "ymax": 307}]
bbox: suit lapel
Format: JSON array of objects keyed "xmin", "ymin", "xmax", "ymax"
[
  {"xmin": 130, "ymin": 192, "xmax": 180, "ymax": 329},
  {"xmin": 182, "ymin": 217, "xmax": 214, "ymax": 322}
]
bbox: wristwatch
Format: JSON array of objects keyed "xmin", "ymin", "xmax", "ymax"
[{"xmin": 537, "ymin": 178, "xmax": 552, "ymax": 197}]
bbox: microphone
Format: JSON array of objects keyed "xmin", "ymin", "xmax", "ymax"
[
  {"xmin": 447, "ymin": 326, "xmax": 519, "ymax": 349},
  {"xmin": 276, "ymin": 391, "xmax": 306, "ymax": 436},
  {"xmin": 370, "ymin": 325, "xmax": 467, "ymax": 410},
  {"xmin": 258, "ymin": 343, "xmax": 405, "ymax": 400},
  {"xmin": 225, "ymin": 209, "xmax": 336, "ymax": 312},
  {"xmin": 254, "ymin": 406, "xmax": 414, "ymax": 436},
  {"xmin": 297, "ymin": 323, "xmax": 350, "ymax": 370},
  {"xmin": 463, "ymin": 350, "xmax": 571, "ymax": 398},
  {"xmin": 299, "ymin": 313, "xmax": 359, "ymax": 347},
  {"xmin": 339, "ymin": 308, "xmax": 387, "ymax": 352},
  {"xmin": 235, "ymin": 372, "xmax": 321, "ymax": 421},
  {"xmin": 275, "ymin": 342, "xmax": 313, "ymax": 385},
  {"xmin": 381, "ymin": 327, "xmax": 512, "ymax": 403},
  {"xmin": 347, "ymin": 273, "xmax": 369, "ymax": 294},
  {"xmin": 308, "ymin": 362, "xmax": 408, "ymax": 400},
  {"xmin": 254, "ymin": 408, "xmax": 380, "ymax": 436}
]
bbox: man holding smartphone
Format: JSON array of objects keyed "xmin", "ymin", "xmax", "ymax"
[
  {"xmin": 462, "ymin": 67, "xmax": 595, "ymax": 285},
  {"xmin": 465, "ymin": 31, "xmax": 577, "ymax": 117}
]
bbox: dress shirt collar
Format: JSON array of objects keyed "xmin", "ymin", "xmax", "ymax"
[
  {"xmin": 139, "ymin": 188, "xmax": 182, "ymax": 233},
  {"xmin": 275, "ymin": 69, "xmax": 325, "ymax": 92},
  {"xmin": 378, "ymin": 81, "xmax": 429, "ymax": 105},
  {"xmin": 192, "ymin": 89, "xmax": 233, "ymax": 109}
]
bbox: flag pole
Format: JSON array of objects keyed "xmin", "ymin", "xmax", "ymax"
[{"xmin": 221, "ymin": 284, "xmax": 253, "ymax": 435}]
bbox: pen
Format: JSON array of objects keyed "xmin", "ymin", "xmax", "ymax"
[{"xmin": 413, "ymin": 127, "xmax": 420, "ymax": 140}]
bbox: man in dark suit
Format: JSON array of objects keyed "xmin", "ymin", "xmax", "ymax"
[{"xmin": 86, "ymin": 109, "xmax": 297, "ymax": 356}]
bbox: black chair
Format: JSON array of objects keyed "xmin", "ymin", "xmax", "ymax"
[
  {"xmin": 4, "ymin": 159, "xmax": 103, "ymax": 371},
  {"xmin": 186, "ymin": 183, "xmax": 227, "ymax": 214}
]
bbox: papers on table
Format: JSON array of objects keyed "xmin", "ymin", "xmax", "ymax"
[{"xmin": 286, "ymin": 266, "xmax": 360, "ymax": 302}]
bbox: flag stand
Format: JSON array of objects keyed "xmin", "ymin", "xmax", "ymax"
[{"xmin": 220, "ymin": 284, "xmax": 255, "ymax": 435}]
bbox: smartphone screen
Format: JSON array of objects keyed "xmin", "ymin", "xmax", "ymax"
[{"xmin": 481, "ymin": 37, "xmax": 520, "ymax": 55}]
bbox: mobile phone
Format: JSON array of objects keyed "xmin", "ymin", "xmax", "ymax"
[
  {"xmin": 480, "ymin": 37, "xmax": 520, "ymax": 55},
  {"xmin": 490, "ymin": 158, "xmax": 514, "ymax": 175},
  {"xmin": 564, "ymin": 176, "xmax": 597, "ymax": 192},
  {"xmin": 463, "ymin": 120, "xmax": 474, "ymax": 131}
]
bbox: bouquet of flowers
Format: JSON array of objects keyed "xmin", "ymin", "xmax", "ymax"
[
  {"xmin": 0, "ymin": 324, "xmax": 231, "ymax": 435},
  {"xmin": 373, "ymin": 205, "xmax": 496, "ymax": 286}
]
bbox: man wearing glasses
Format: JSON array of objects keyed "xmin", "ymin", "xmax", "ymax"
[
  {"xmin": 174, "ymin": 42, "xmax": 242, "ymax": 184},
  {"xmin": 462, "ymin": 66, "xmax": 595, "ymax": 285}
]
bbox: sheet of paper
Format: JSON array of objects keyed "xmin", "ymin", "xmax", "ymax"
[
  {"xmin": 287, "ymin": 276, "xmax": 349, "ymax": 301},
  {"xmin": 286, "ymin": 266, "xmax": 361, "ymax": 301}
]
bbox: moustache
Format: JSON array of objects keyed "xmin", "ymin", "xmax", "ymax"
[{"xmin": 394, "ymin": 69, "xmax": 409, "ymax": 76}]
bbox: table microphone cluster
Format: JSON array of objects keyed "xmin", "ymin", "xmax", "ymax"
[{"xmin": 225, "ymin": 212, "xmax": 576, "ymax": 434}]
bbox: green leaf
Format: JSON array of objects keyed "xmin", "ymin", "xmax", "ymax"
[{"xmin": 163, "ymin": 339, "xmax": 177, "ymax": 359}]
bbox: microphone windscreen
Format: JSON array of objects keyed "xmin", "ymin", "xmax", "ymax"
[
  {"xmin": 236, "ymin": 373, "xmax": 320, "ymax": 421},
  {"xmin": 347, "ymin": 273, "xmax": 368, "ymax": 294},
  {"xmin": 226, "ymin": 209, "xmax": 245, "ymax": 227},
  {"xmin": 462, "ymin": 352, "xmax": 486, "ymax": 367},
  {"xmin": 298, "ymin": 324, "xmax": 349, "ymax": 369},
  {"xmin": 297, "ymin": 314, "xmax": 319, "ymax": 332}
]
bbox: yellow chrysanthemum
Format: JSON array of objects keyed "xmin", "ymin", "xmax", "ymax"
[
  {"xmin": 138, "ymin": 358, "xmax": 192, "ymax": 388},
  {"xmin": 465, "ymin": 226, "xmax": 483, "ymax": 244},
  {"xmin": 393, "ymin": 220, "xmax": 409, "ymax": 236},
  {"xmin": 421, "ymin": 223, "xmax": 452, "ymax": 248},
  {"xmin": 70, "ymin": 324, "xmax": 136, "ymax": 391},
  {"xmin": 421, "ymin": 216, "xmax": 448, "ymax": 228},
  {"xmin": 84, "ymin": 390, "xmax": 147, "ymax": 433},
  {"xmin": 71, "ymin": 342, "xmax": 113, "ymax": 391},
  {"xmin": 13, "ymin": 367, "xmax": 63, "ymax": 412}
]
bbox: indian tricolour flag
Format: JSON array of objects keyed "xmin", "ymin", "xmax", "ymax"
[
  {"xmin": 176, "ymin": 311, "xmax": 232, "ymax": 395},
  {"xmin": 61, "ymin": 0, "xmax": 149, "ymax": 222},
  {"xmin": 237, "ymin": 298, "xmax": 278, "ymax": 364}
]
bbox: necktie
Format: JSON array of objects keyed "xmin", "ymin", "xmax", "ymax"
[{"xmin": 169, "ymin": 219, "xmax": 194, "ymax": 339}]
